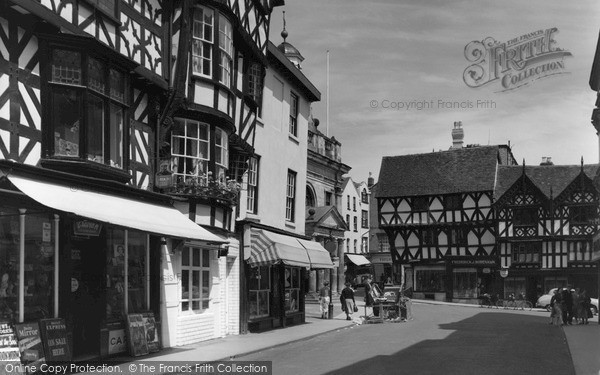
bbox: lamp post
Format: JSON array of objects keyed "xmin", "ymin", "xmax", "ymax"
[{"xmin": 328, "ymin": 256, "xmax": 339, "ymax": 319}]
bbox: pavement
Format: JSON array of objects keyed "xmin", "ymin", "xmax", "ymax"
[{"xmin": 79, "ymin": 299, "xmax": 600, "ymax": 375}]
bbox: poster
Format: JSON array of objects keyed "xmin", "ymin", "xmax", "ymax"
[
  {"xmin": 142, "ymin": 313, "xmax": 160, "ymax": 353},
  {"xmin": 38, "ymin": 319, "xmax": 70, "ymax": 362},
  {"xmin": 126, "ymin": 314, "xmax": 148, "ymax": 357},
  {"xmin": 0, "ymin": 321, "xmax": 21, "ymax": 373},
  {"xmin": 14, "ymin": 322, "xmax": 44, "ymax": 368}
]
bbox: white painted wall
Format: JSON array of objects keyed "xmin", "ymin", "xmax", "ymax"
[{"xmin": 341, "ymin": 178, "xmax": 370, "ymax": 254}]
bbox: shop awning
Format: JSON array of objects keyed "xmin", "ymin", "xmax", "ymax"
[
  {"xmin": 346, "ymin": 253, "xmax": 371, "ymax": 266},
  {"xmin": 8, "ymin": 175, "xmax": 225, "ymax": 243},
  {"xmin": 249, "ymin": 229, "xmax": 333, "ymax": 269}
]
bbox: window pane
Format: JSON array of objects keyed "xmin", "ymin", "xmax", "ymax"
[
  {"xmin": 181, "ymin": 269, "xmax": 189, "ymax": 301},
  {"xmin": 88, "ymin": 57, "xmax": 106, "ymax": 94},
  {"xmin": 202, "ymin": 248, "xmax": 209, "ymax": 267},
  {"xmin": 202, "ymin": 270, "xmax": 210, "ymax": 300},
  {"xmin": 109, "ymin": 104, "xmax": 123, "ymax": 169},
  {"xmin": 109, "ymin": 69, "xmax": 127, "ymax": 103},
  {"xmin": 192, "ymin": 248, "xmax": 200, "ymax": 267},
  {"xmin": 87, "ymin": 95, "xmax": 105, "ymax": 164},
  {"xmin": 52, "ymin": 50, "xmax": 81, "ymax": 85},
  {"xmin": 53, "ymin": 89, "xmax": 80, "ymax": 157},
  {"xmin": 182, "ymin": 247, "xmax": 190, "ymax": 266},
  {"xmin": 24, "ymin": 214, "xmax": 55, "ymax": 321},
  {"xmin": 192, "ymin": 271, "xmax": 200, "ymax": 299}
]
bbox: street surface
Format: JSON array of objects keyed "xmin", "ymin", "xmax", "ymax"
[{"xmin": 241, "ymin": 303, "xmax": 575, "ymax": 375}]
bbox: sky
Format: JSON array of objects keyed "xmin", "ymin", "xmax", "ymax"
[{"xmin": 269, "ymin": 0, "xmax": 600, "ymax": 183}]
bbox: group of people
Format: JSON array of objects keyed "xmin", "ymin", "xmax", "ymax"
[
  {"xmin": 318, "ymin": 275, "xmax": 413, "ymax": 322},
  {"xmin": 549, "ymin": 287, "xmax": 593, "ymax": 326}
]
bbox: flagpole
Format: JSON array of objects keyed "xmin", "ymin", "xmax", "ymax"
[{"xmin": 326, "ymin": 49, "xmax": 330, "ymax": 137}]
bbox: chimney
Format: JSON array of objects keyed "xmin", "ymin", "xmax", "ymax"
[
  {"xmin": 451, "ymin": 121, "xmax": 464, "ymax": 149},
  {"xmin": 367, "ymin": 172, "xmax": 375, "ymax": 188},
  {"xmin": 540, "ymin": 157, "xmax": 554, "ymax": 166}
]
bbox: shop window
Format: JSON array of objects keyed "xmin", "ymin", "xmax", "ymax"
[
  {"xmin": 106, "ymin": 228, "xmax": 125, "ymax": 321},
  {"xmin": 513, "ymin": 207, "xmax": 537, "ymax": 226},
  {"xmin": 249, "ymin": 266, "xmax": 270, "ymax": 319},
  {"xmin": 181, "ymin": 247, "xmax": 211, "ymax": 311},
  {"xmin": 452, "ymin": 268, "xmax": 477, "ymax": 298},
  {"xmin": 0, "ymin": 208, "xmax": 19, "ymax": 321},
  {"xmin": 127, "ymin": 231, "xmax": 148, "ymax": 313},
  {"xmin": 503, "ymin": 276, "xmax": 526, "ymax": 299},
  {"xmin": 247, "ymin": 156, "xmax": 259, "ymax": 214},
  {"xmin": 415, "ymin": 267, "xmax": 445, "ymax": 292},
  {"xmin": 284, "ymin": 267, "xmax": 300, "ymax": 314},
  {"xmin": 286, "ymin": 170, "xmax": 296, "ymax": 222},
  {"xmin": 48, "ymin": 48, "xmax": 128, "ymax": 168},
  {"xmin": 543, "ymin": 277, "xmax": 567, "ymax": 293},
  {"xmin": 24, "ymin": 214, "xmax": 55, "ymax": 321}
]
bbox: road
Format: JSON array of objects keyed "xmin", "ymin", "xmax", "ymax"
[{"xmin": 240, "ymin": 303, "xmax": 575, "ymax": 375}]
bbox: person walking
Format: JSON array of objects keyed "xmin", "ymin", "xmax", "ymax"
[
  {"xmin": 550, "ymin": 289, "xmax": 563, "ymax": 326},
  {"xmin": 364, "ymin": 276, "xmax": 375, "ymax": 316},
  {"xmin": 560, "ymin": 287, "xmax": 573, "ymax": 325},
  {"xmin": 318, "ymin": 281, "xmax": 330, "ymax": 319},
  {"xmin": 572, "ymin": 288, "xmax": 581, "ymax": 325},
  {"xmin": 340, "ymin": 282, "xmax": 356, "ymax": 321},
  {"xmin": 581, "ymin": 290, "xmax": 591, "ymax": 325}
]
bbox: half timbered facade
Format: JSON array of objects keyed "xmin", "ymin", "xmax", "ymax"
[
  {"xmin": 376, "ymin": 143, "xmax": 600, "ymax": 304},
  {"xmin": 0, "ymin": 0, "xmax": 285, "ymax": 359},
  {"xmin": 376, "ymin": 145, "xmax": 518, "ymax": 303}
]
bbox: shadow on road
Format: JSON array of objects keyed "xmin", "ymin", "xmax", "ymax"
[{"xmin": 323, "ymin": 312, "xmax": 574, "ymax": 375}]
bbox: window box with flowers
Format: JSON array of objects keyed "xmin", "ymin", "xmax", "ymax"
[{"xmin": 163, "ymin": 118, "xmax": 241, "ymax": 205}]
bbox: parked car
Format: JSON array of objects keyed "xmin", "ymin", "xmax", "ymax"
[{"xmin": 536, "ymin": 288, "xmax": 598, "ymax": 315}]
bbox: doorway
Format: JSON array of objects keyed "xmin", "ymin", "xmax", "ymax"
[{"xmin": 69, "ymin": 236, "xmax": 105, "ymax": 357}]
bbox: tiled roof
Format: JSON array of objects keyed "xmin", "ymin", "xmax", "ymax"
[
  {"xmin": 376, "ymin": 146, "xmax": 502, "ymax": 198},
  {"xmin": 494, "ymin": 164, "xmax": 600, "ymax": 200}
]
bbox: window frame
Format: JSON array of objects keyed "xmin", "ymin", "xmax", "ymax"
[
  {"xmin": 247, "ymin": 156, "xmax": 259, "ymax": 214},
  {"xmin": 192, "ymin": 6, "xmax": 215, "ymax": 78},
  {"xmin": 181, "ymin": 247, "xmax": 211, "ymax": 312},
  {"xmin": 286, "ymin": 170, "xmax": 297, "ymax": 222},
  {"xmin": 353, "ymin": 216, "xmax": 358, "ymax": 232},
  {"xmin": 284, "ymin": 267, "xmax": 300, "ymax": 314},
  {"xmin": 249, "ymin": 265, "xmax": 270, "ymax": 319},
  {"xmin": 361, "ymin": 210, "xmax": 368, "ymax": 228},
  {"xmin": 570, "ymin": 205, "xmax": 596, "ymax": 225},
  {"xmin": 289, "ymin": 92, "xmax": 299, "ymax": 137},
  {"xmin": 513, "ymin": 207, "xmax": 537, "ymax": 227},
  {"xmin": 361, "ymin": 189, "xmax": 369, "ymax": 204},
  {"xmin": 45, "ymin": 45, "xmax": 129, "ymax": 170}
]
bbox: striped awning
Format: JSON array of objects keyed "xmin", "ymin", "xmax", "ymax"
[{"xmin": 249, "ymin": 229, "xmax": 333, "ymax": 269}]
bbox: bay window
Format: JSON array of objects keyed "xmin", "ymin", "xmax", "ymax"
[
  {"xmin": 171, "ymin": 119, "xmax": 229, "ymax": 186},
  {"xmin": 48, "ymin": 47, "xmax": 128, "ymax": 169},
  {"xmin": 192, "ymin": 7, "xmax": 234, "ymax": 89}
]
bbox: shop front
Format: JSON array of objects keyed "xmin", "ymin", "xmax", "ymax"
[
  {"xmin": 243, "ymin": 226, "xmax": 333, "ymax": 333},
  {"xmin": 370, "ymin": 253, "xmax": 402, "ymax": 286},
  {"xmin": 0, "ymin": 164, "xmax": 224, "ymax": 360}
]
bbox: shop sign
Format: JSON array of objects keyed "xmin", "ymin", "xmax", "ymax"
[
  {"xmin": 500, "ymin": 269, "xmax": 509, "ymax": 278},
  {"xmin": 73, "ymin": 220, "xmax": 102, "ymax": 237},
  {"xmin": 155, "ymin": 160, "xmax": 173, "ymax": 189},
  {"xmin": 42, "ymin": 222, "xmax": 51, "ymax": 243},
  {"xmin": 482, "ymin": 268, "xmax": 491, "ymax": 274},
  {"xmin": 14, "ymin": 322, "xmax": 45, "ymax": 366},
  {"xmin": 39, "ymin": 318, "xmax": 71, "ymax": 362},
  {"xmin": 108, "ymin": 329, "xmax": 127, "ymax": 355},
  {"xmin": 450, "ymin": 259, "xmax": 497, "ymax": 266},
  {"xmin": 370, "ymin": 254, "xmax": 392, "ymax": 264},
  {"xmin": 126, "ymin": 314, "xmax": 149, "ymax": 357}
]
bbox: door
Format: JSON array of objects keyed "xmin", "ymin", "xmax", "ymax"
[{"xmin": 70, "ymin": 237, "xmax": 104, "ymax": 357}]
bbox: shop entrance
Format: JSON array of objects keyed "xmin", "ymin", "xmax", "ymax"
[{"xmin": 69, "ymin": 236, "xmax": 104, "ymax": 358}]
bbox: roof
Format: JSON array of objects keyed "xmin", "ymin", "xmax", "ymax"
[
  {"xmin": 376, "ymin": 146, "xmax": 502, "ymax": 198},
  {"xmin": 494, "ymin": 164, "xmax": 600, "ymax": 200},
  {"xmin": 267, "ymin": 41, "xmax": 320, "ymax": 102}
]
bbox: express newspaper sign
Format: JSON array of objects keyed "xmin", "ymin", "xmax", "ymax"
[{"xmin": 463, "ymin": 27, "xmax": 572, "ymax": 92}]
